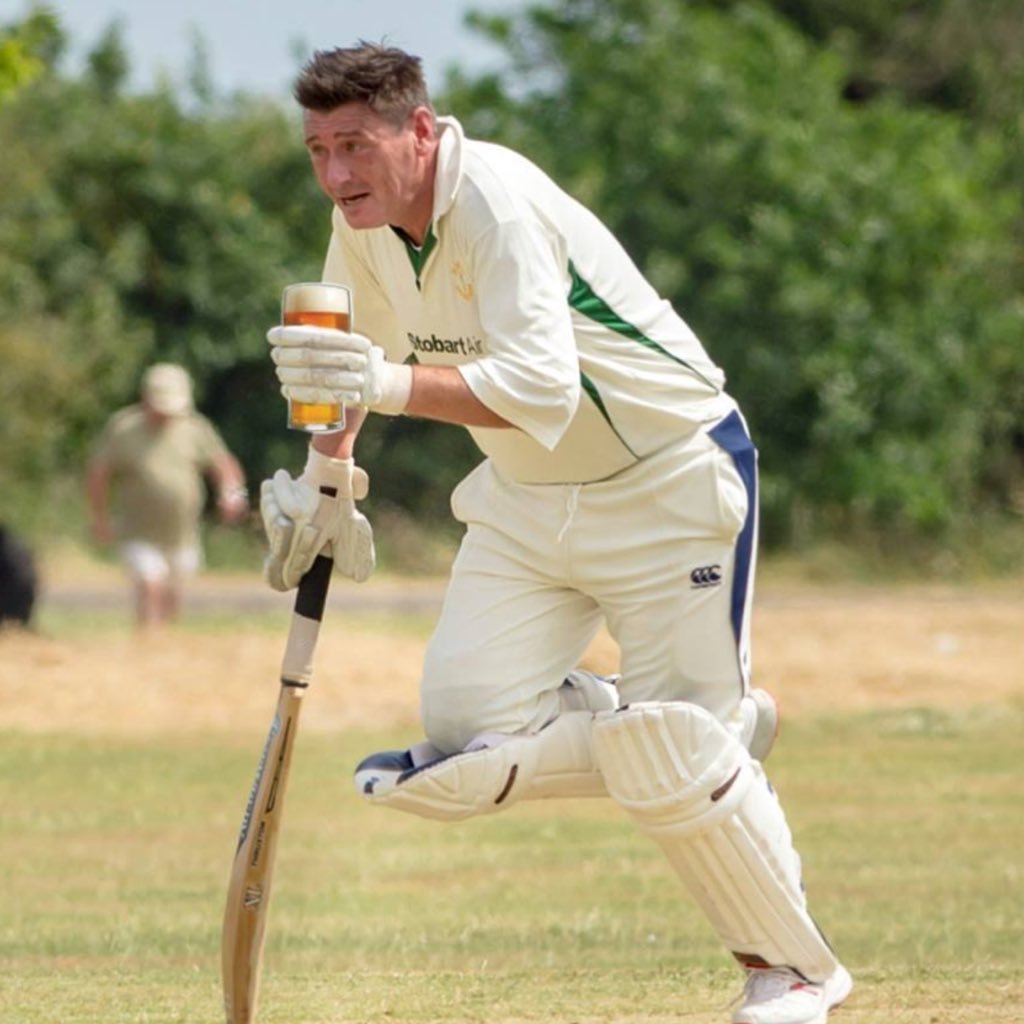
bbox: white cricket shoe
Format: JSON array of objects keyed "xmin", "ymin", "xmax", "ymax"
[
  {"xmin": 731, "ymin": 964, "xmax": 853, "ymax": 1024},
  {"xmin": 740, "ymin": 688, "xmax": 780, "ymax": 763}
]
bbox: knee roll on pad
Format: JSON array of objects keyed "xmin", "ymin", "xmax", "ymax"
[{"xmin": 592, "ymin": 702, "xmax": 837, "ymax": 982}]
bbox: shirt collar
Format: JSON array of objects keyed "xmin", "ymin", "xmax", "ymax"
[{"xmin": 431, "ymin": 115, "xmax": 464, "ymax": 225}]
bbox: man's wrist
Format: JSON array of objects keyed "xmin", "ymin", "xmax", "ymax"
[
  {"xmin": 302, "ymin": 446, "xmax": 354, "ymax": 488},
  {"xmin": 299, "ymin": 446, "xmax": 370, "ymax": 501},
  {"xmin": 219, "ymin": 485, "xmax": 249, "ymax": 503},
  {"xmin": 373, "ymin": 361, "xmax": 413, "ymax": 416}
]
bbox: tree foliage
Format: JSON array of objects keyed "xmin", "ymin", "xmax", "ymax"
[
  {"xmin": 0, "ymin": 21, "xmax": 326, "ymax": 521},
  {"xmin": 740, "ymin": 0, "xmax": 1024, "ymax": 126},
  {"xmin": 449, "ymin": 0, "xmax": 1023, "ymax": 547},
  {"xmin": 1, "ymin": 1, "xmax": 1021, "ymax": 566},
  {"xmin": 0, "ymin": 3, "xmax": 60, "ymax": 101}
]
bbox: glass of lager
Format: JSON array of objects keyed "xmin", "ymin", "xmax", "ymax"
[{"xmin": 281, "ymin": 281, "xmax": 352, "ymax": 432}]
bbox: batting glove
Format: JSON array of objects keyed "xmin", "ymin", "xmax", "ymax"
[
  {"xmin": 260, "ymin": 447, "xmax": 375, "ymax": 591},
  {"xmin": 268, "ymin": 325, "xmax": 413, "ymax": 415}
]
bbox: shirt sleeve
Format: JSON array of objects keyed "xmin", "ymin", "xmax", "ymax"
[
  {"xmin": 192, "ymin": 415, "xmax": 230, "ymax": 467},
  {"xmin": 457, "ymin": 218, "xmax": 580, "ymax": 451},
  {"xmin": 89, "ymin": 410, "xmax": 131, "ymax": 469}
]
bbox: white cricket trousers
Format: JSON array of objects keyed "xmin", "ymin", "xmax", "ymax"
[{"xmin": 421, "ymin": 409, "xmax": 759, "ymax": 754}]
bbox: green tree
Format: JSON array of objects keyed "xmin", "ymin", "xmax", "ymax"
[
  {"xmin": 733, "ymin": 0, "xmax": 1024, "ymax": 126},
  {"xmin": 449, "ymin": 0, "xmax": 1023, "ymax": 547},
  {"xmin": 0, "ymin": 24, "xmax": 325, "ymax": 529},
  {"xmin": 0, "ymin": 4, "xmax": 61, "ymax": 101},
  {"xmin": 4, "ymin": 2, "xmax": 1021, "ymax": 566}
]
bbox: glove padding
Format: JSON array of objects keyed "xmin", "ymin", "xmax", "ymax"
[
  {"xmin": 260, "ymin": 449, "xmax": 375, "ymax": 590},
  {"xmin": 268, "ymin": 324, "xmax": 412, "ymax": 415}
]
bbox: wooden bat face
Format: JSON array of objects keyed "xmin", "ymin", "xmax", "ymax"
[
  {"xmin": 221, "ymin": 554, "xmax": 333, "ymax": 1024},
  {"xmin": 222, "ymin": 686, "xmax": 304, "ymax": 1024}
]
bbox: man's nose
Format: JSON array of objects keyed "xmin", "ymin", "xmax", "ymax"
[{"xmin": 326, "ymin": 155, "xmax": 354, "ymax": 190}]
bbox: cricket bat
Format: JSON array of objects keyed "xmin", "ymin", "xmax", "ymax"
[{"xmin": 221, "ymin": 550, "xmax": 334, "ymax": 1024}]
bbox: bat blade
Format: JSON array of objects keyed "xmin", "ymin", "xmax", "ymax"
[
  {"xmin": 221, "ymin": 684, "xmax": 304, "ymax": 1023},
  {"xmin": 221, "ymin": 554, "xmax": 333, "ymax": 1024}
]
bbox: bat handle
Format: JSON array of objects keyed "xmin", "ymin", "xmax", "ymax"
[
  {"xmin": 294, "ymin": 552, "xmax": 333, "ymax": 622},
  {"xmin": 281, "ymin": 553, "xmax": 333, "ymax": 687},
  {"xmin": 279, "ymin": 482, "xmax": 337, "ymax": 687}
]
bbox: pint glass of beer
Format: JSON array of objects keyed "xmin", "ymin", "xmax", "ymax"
[{"xmin": 281, "ymin": 281, "xmax": 352, "ymax": 432}]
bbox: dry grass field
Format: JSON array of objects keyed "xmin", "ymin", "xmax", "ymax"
[
  {"xmin": 3, "ymin": 557, "xmax": 1021, "ymax": 737},
  {"xmin": 1, "ymin": 555, "xmax": 1022, "ymax": 1023}
]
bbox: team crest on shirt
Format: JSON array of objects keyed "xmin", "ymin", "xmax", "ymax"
[{"xmin": 450, "ymin": 261, "xmax": 474, "ymax": 301}]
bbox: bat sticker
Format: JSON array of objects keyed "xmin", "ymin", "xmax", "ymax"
[{"xmin": 235, "ymin": 713, "xmax": 282, "ymax": 852}]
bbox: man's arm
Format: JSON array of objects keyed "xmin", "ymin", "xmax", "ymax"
[
  {"xmin": 311, "ymin": 406, "xmax": 367, "ymax": 460},
  {"xmin": 84, "ymin": 458, "xmax": 113, "ymax": 544},
  {"xmin": 406, "ymin": 364, "xmax": 511, "ymax": 429},
  {"xmin": 208, "ymin": 451, "xmax": 250, "ymax": 524},
  {"xmin": 310, "ymin": 372, "xmax": 510, "ymax": 462}
]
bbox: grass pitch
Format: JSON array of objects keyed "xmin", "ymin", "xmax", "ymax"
[{"xmin": 0, "ymin": 574, "xmax": 1022, "ymax": 1022}]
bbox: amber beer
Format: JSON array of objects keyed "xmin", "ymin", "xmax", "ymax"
[{"xmin": 281, "ymin": 282, "xmax": 352, "ymax": 432}]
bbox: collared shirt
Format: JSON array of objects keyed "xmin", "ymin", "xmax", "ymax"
[{"xmin": 323, "ymin": 116, "xmax": 734, "ymax": 484}]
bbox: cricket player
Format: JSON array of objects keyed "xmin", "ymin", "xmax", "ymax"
[{"xmin": 260, "ymin": 43, "xmax": 852, "ymax": 1024}]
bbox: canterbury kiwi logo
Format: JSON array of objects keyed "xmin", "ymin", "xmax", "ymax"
[{"xmin": 690, "ymin": 564, "xmax": 722, "ymax": 588}]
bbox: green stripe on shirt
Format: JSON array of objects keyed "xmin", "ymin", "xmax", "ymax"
[
  {"xmin": 580, "ymin": 372, "xmax": 638, "ymax": 457},
  {"xmin": 567, "ymin": 260, "xmax": 720, "ymax": 391}
]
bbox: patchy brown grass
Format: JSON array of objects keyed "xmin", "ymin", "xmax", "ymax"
[{"xmin": 1, "ymin": 570, "xmax": 1021, "ymax": 736}]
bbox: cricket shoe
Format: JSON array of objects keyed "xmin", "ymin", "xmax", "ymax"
[
  {"xmin": 731, "ymin": 964, "xmax": 853, "ymax": 1024},
  {"xmin": 740, "ymin": 688, "xmax": 780, "ymax": 763}
]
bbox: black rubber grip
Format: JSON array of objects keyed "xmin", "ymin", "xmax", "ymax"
[{"xmin": 294, "ymin": 554, "xmax": 332, "ymax": 622}]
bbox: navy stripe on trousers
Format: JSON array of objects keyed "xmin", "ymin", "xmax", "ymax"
[{"xmin": 707, "ymin": 410, "xmax": 758, "ymax": 647}]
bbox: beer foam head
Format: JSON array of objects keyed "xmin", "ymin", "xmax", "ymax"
[
  {"xmin": 142, "ymin": 363, "xmax": 193, "ymax": 416},
  {"xmin": 282, "ymin": 282, "xmax": 351, "ymax": 315}
]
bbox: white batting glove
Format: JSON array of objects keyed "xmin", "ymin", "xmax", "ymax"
[
  {"xmin": 268, "ymin": 325, "xmax": 413, "ymax": 415},
  {"xmin": 260, "ymin": 448, "xmax": 376, "ymax": 591}
]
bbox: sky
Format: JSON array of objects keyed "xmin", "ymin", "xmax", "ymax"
[{"xmin": 4, "ymin": 0, "xmax": 519, "ymax": 98}]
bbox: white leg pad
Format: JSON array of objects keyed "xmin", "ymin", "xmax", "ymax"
[
  {"xmin": 355, "ymin": 709, "xmax": 606, "ymax": 821},
  {"xmin": 353, "ymin": 674, "xmax": 619, "ymax": 821},
  {"xmin": 592, "ymin": 702, "xmax": 837, "ymax": 982}
]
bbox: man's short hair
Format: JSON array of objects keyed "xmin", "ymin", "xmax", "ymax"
[{"xmin": 294, "ymin": 42, "xmax": 433, "ymax": 125}]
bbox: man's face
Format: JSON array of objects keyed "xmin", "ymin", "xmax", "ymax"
[
  {"xmin": 141, "ymin": 400, "xmax": 173, "ymax": 429},
  {"xmin": 303, "ymin": 102, "xmax": 435, "ymax": 235}
]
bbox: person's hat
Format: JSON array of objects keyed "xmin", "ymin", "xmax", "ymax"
[{"xmin": 142, "ymin": 363, "xmax": 193, "ymax": 416}]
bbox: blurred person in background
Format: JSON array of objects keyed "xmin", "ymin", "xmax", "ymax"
[{"xmin": 86, "ymin": 362, "xmax": 249, "ymax": 629}]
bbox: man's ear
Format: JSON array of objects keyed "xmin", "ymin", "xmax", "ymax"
[{"xmin": 410, "ymin": 106, "xmax": 437, "ymax": 152}]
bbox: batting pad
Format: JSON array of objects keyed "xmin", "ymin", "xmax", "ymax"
[
  {"xmin": 354, "ymin": 707, "xmax": 611, "ymax": 821},
  {"xmin": 593, "ymin": 702, "xmax": 837, "ymax": 982}
]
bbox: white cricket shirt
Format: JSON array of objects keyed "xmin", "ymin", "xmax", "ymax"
[{"xmin": 323, "ymin": 116, "xmax": 734, "ymax": 483}]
